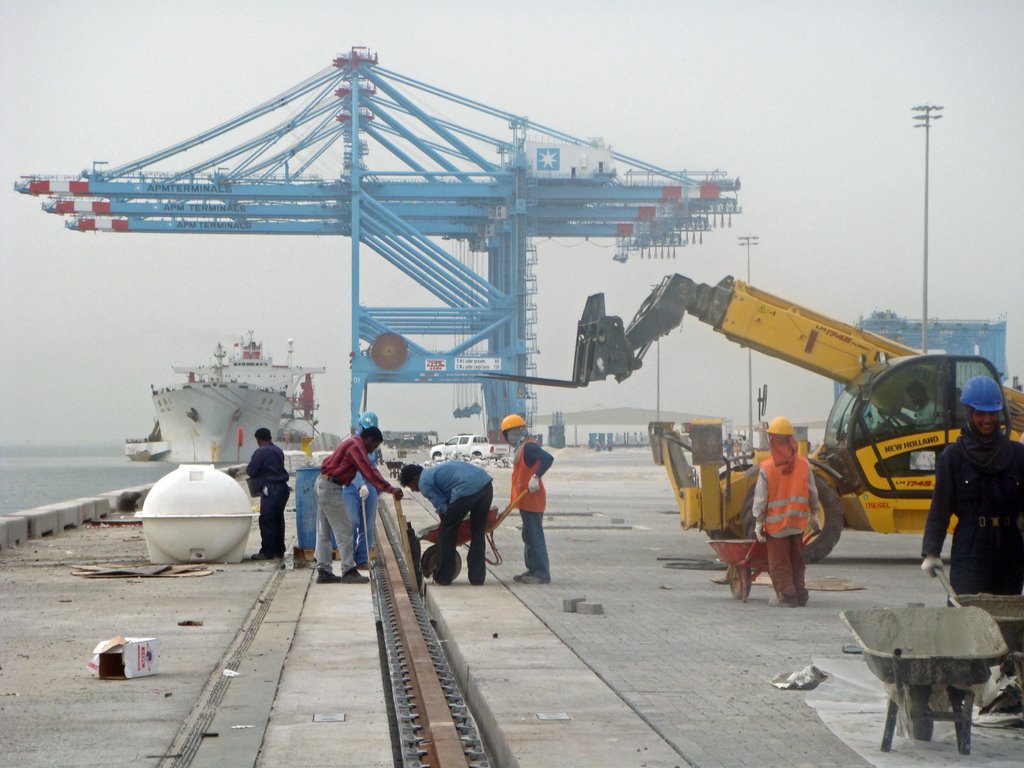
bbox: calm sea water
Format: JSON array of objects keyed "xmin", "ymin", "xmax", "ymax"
[{"xmin": 0, "ymin": 444, "xmax": 176, "ymax": 517}]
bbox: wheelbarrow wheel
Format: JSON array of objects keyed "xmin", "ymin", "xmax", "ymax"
[
  {"xmin": 420, "ymin": 545, "xmax": 462, "ymax": 582},
  {"xmin": 727, "ymin": 565, "xmax": 752, "ymax": 601},
  {"xmin": 421, "ymin": 545, "xmax": 439, "ymax": 578},
  {"xmin": 727, "ymin": 566, "xmax": 743, "ymax": 600}
]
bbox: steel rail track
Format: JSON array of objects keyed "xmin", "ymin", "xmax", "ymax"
[{"xmin": 374, "ymin": 501, "xmax": 490, "ymax": 768}]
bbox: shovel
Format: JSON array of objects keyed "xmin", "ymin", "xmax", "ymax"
[{"xmin": 929, "ymin": 562, "xmax": 963, "ymax": 607}]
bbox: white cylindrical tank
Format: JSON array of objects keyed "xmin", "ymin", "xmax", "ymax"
[{"xmin": 138, "ymin": 465, "xmax": 255, "ymax": 564}]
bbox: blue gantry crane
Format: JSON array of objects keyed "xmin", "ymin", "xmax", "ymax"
[{"xmin": 15, "ymin": 47, "xmax": 740, "ymax": 437}]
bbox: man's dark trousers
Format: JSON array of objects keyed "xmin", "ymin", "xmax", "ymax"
[
  {"xmin": 259, "ymin": 483, "xmax": 291, "ymax": 557},
  {"xmin": 435, "ymin": 482, "xmax": 494, "ymax": 585}
]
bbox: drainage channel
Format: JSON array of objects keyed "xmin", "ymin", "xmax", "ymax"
[{"xmin": 375, "ymin": 503, "xmax": 490, "ymax": 768}]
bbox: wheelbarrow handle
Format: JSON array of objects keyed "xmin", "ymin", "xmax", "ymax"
[
  {"xmin": 492, "ymin": 490, "xmax": 530, "ymax": 529},
  {"xmin": 932, "ymin": 567, "xmax": 963, "ymax": 608}
]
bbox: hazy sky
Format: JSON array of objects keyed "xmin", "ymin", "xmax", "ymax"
[{"xmin": 2, "ymin": 1, "xmax": 1021, "ymax": 446}]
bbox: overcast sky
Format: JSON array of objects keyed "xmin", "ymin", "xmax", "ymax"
[{"xmin": 2, "ymin": 0, "xmax": 1021, "ymax": 446}]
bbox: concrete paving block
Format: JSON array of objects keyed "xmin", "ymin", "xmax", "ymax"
[
  {"xmin": 563, "ymin": 597, "xmax": 587, "ymax": 613},
  {"xmin": 576, "ymin": 602, "xmax": 605, "ymax": 615},
  {"xmin": 0, "ymin": 516, "xmax": 29, "ymax": 551},
  {"xmin": 15, "ymin": 507, "xmax": 60, "ymax": 539}
]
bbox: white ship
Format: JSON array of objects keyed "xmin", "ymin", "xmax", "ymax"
[{"xmin": 125, "ymin": 334, "xmax": 339, "ymax": 464}]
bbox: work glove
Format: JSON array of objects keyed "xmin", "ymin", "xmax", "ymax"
[
  {"xmin": 921, "ymin": 555, "xmax": 943, "ymax": 576},
  {"xmin": 755, "ymin": 523, "xmax": 766, "ymax": 544},
  {"xmin": 358, "ymin": 485, "xmax": 369, "ymax": 500},
  {"xmin": 391, "ymin": 488, "xmax": 404, "ymax": 501},
  {"xmin": 528, "ymin": 476, "xmax": 540, "ymax": 493}
]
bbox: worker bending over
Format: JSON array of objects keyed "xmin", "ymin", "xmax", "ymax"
[
  {"xmin": 752, "ymin": 417, "xmax": 820, "ymax": 607},
  {"xmin": 315, "ymin": 427, "xmax": 403, "ymax": 584},
  {"xmin": 502, "ymin": 414, "xmax": 554, "ymax": 585},
  {"xmin": 399, "ymin": 462, "xmax": 494, "ymax": 586}
]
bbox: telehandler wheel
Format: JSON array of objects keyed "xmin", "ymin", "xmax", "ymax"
[
  {"xmin": 738, "ymin": 475, "xmax": 843, "ymax": 564},
  {"xmin": 803, "ymin": 476, "xmax": 843, "ymax": 563}
]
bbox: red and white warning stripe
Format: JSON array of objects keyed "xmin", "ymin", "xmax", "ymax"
[
  {"xmin": 53, "ymin": 200, "xmax": 111, "ymax": 214},
  {"xmin": 73, "ymin": 217, "xmax": 129, "ymax": 232},
  {"xmin": 25, "ymin": 179, "xmax": 91, "ymax": 195}
]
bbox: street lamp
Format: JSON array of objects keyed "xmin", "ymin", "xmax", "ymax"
[
  {"xmin": 737, "ymin": 235, "xmax": 759, "ymax": 448},
  {"xmin": 912, "ymin": 104, "xmax": 943, "ymax": 352}
]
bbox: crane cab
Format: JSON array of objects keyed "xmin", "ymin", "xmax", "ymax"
[{"xmin": 816, "ymin": 355, "xmax": 1009, "ymax": 533}]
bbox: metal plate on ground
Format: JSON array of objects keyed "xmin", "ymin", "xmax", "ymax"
[
  {"xmin": 536, "ymin": 712, "xmax": 572, "ymax": 720},
  {"xmin": 313, "ymin": 713, "xmax": 346, "ymax": 722}
]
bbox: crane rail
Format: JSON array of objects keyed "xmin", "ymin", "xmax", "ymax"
[{"xmin": 374, "ymin": 502, "xmax": 490, "ymax": 768}]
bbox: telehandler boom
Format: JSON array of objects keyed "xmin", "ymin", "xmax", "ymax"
[{"xmin": 501, "ymin": 274, "xmax": 1024, "ymax": 561}]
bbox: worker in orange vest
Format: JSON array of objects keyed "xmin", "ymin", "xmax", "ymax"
[
  {"xmin": 752, "ymin": 417, "xmax": 820, "ymax": 607},
  {"xmin": 502, "ymin": 414, "xmax": 554, "ymax": 585}
]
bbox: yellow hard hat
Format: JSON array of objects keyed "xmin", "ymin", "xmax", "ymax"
[
  {"xmin": 767, "ymin": 416, "xmax": 794, "ymax": 436},
  {"xmin": 501, "ymin": 414, "xmax": 526, "ymax": 432}
]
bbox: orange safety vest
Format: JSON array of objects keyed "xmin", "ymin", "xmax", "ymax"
[
  {"xmin": 512, "ymin": 438, "xmax": 546, "ymax": 513},
  {"xmin": 760, "ymin": 456, "xmax": 812, "ymax": 536}
]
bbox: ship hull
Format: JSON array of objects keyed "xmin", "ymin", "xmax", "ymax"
[{"xmin": 147, "ymin": 383, "xmax": 287, "ymax": 465}]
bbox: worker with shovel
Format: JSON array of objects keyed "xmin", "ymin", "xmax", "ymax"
[
  {"xmin": 502, "ymin": 414, "xmax": 554, "ymax": 585},
  {"xmin": 921, "ymin": 376, "xmax": 1024, "ymax": 595},
  {"xmin": 752, "ymin": 416, "xmax": 820, "ymax": 607},
  {"xmin": 346, "ymin": 410, "xmax": 380, "ymax": 570}
]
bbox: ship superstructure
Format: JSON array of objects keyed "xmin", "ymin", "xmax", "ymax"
[{"xmin": 126, "ymin": 334, "xmax": 332, "ymax": 464}]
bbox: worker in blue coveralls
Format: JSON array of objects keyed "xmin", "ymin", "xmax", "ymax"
[
  {"xmin": 246, "ymin": 427, "xmax": 291, "ymax": 560},
  {"xmin": 345, "ymin": 411, "xmax": 380, "ymax": 569},
  {"xmin": 399, "ymin": 462, "xmax": 494, "ymax": 586},
  {"xmin": 922, "ymin": 376, "xmax": 1024, "ymax": 595}
]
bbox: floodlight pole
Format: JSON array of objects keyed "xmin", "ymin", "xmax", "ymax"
[{"xmin": 913, "ymin": 104, "xmax": 943, "ymax": 352}]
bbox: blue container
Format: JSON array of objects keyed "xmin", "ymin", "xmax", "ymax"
[{"xmin": 295, "ymin": 467, "xmax": 334, "ymax": 550}]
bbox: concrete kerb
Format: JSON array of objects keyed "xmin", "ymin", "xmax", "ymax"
[
  {"xmin": 9, "ymin": 507, "xmax": 59, "ymax": 539},
  {"xmin": 0, "ymin": 516, "xmax": 29, "ymax": 551},
  {"xmin": 68, "ymin": 497, "xmax": 110, "ymax": 523}
]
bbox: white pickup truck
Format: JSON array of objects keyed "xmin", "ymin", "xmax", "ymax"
[{"xmin": 429, "ymin": 434, "xmax": 510, "ymax": 462}]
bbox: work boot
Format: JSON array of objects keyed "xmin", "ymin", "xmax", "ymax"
[
  {"xmin": 341, "ymin": 568, "xmax": 369, "ymax": 584},
  {"xmin": 316, "ymin": 570, "xmax": 342, "ymax": 584},
  {"xmin": 355, "ymin": 562, "xmax": 369, "ymax": 571},
  {"xmin": 512, "ymin": 572, "xmax": 531, "ymax": 582},
  {"xmin": 250, "ymin": 551, "xmax": 277, "ymax": 561},
  {"xmin": 518, "ymin": 574, "xmax": 550, "ymax": 585}
]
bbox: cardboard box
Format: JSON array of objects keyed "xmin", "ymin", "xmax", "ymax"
[{"xmin": 88, "ymin": 636, "xmax": 160, "ymax": 679}]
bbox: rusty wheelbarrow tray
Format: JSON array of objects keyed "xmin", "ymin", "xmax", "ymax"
[
  {"xmin": 417, "ymin": 491, "xmax": 527, "ymax": 581},
  {"xmin": 841, "ymin": 606, "xmax": 1008, "ymax": 755}
]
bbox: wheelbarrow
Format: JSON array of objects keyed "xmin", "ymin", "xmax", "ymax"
[
  {"xmin": 417, "ymin": 491, "xmax": 527, "ymax": 581},
  {"xmin": 707, "ymin": 532, "xmax": 813, "ymax": 602},
  {"xmin": 707, "ymin": 539, "xmax": 768, "ymax": 601},
  {"xmin": 841, "ymin": 606, "xmax": 1008, "ymax": 755},
  {"xmin": 931, "ymin": 565, "xmax": 1024, "ymax": 705}
]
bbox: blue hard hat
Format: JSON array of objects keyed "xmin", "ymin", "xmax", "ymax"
[
  {"xmin": 960, "ymin": 376, "xmax": 1003, "ymax": 412},
  {"xmin": 358, "ymin": 410, "xmax": 379, "ymax": 429}
]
